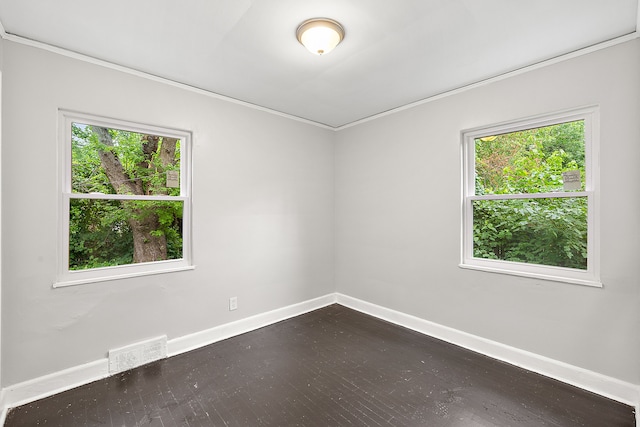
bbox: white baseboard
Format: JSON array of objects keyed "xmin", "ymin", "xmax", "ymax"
[
  {"xmin": 167, "ymin": 293, "xmax": 337, "ymax": 357},
  {"xmin": 2, "ymin": 292, "xmax": 637, "ymax": 426},
  {"xmin": 0, "ymin": 293, "xmax": 337, "ymax": 421},
  {"xmin": 336, "ymin": 293, "xmax": 640, "ymax": 412},
  {"xmin": 1, "ymin": 359, "xmax": 109, "ymax": 413}
]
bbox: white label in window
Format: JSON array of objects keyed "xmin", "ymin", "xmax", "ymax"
[
  {"xmin": 166, "ymin": 170, "xmax": 179, "ymax": 188},
  {"xmin": 562, "ymin": 170, "xmax": 581, "ymax": 191}
]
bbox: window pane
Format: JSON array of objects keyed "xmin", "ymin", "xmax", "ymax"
[
  {"xmin": 475, "ymin": 121, "xmax": 584, "ymax": 195},
  {"xmin": 69, "ymin": 199, "xmax": 184, "ymax": 270},
  {"xmin": 472, "ymin": 197, "xmax": 587, "ymax": 269},
  {"xmin": 71, "ymin": 123, "xmax": 181, "ymax": 196}
]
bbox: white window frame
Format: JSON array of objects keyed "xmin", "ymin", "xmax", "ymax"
[
  {"xmin": 460, "ymin": 107, "xmax": 601, "ymax": 287},
  {"xmin": 55, "ymin": 110, "xmax": 194, "ymax": 288}
]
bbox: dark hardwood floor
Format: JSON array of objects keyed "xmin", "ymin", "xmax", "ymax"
[{"xmin": 5, "ymin": 304, "xmax": 635, "ymax": 426}]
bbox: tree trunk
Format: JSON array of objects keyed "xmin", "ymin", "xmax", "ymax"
[
  {"xmin": 92, "ymin": 126, "xmax": 142, "ymax": 194},
  {"xmin": 158, "ymin": 137, "xmax": 178, "ymax": 167},
  {"xmin": 92, "ymin": 126, "xmax": 169, "ymax": 263},
  {"xmin": 130, "ymin": 211, "xmax": 167, "ymax": 263}
]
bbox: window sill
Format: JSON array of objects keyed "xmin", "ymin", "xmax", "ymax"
[
  {"xmin": 458, "ymin": 263, "xmax": 602, "ymax": 288},
  {"xmin": 53, "ymin": 265, "xmax": 196, "ymax": 288}
]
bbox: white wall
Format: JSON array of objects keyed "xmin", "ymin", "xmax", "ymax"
[
  {"xmin": 335, "ymin": 39, "xmax": 640, "ymax": 384},
  {"xmin": 1, "ymin": 40, "xmax": 335, "ymax": 386},
  {"xmin": 0, "ymin": 35, "xmax": 4, "ymax": 393}
]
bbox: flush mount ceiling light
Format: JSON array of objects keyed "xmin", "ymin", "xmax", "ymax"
[{"xmin": 296, "ymin": 18, "xmax": 345, "ymax": 55}]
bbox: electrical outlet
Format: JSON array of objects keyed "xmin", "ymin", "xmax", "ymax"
[{"xmin": 229, "ymin": 296, "xmax": 238, "ymax": 311}]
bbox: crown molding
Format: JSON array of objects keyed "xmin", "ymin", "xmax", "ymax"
[
  {"xmin": 0, "ymin": 31, "xmax": 335, "ymax": 131},
  {"xmin": 336, "ymin": 31, "xmax": 639, "ymax": 131}
]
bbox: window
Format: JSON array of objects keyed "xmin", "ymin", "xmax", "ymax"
[
  {"xmin": 461, "ymin": 107, "xmax": 600, "ymax": 286},
  {"xmin": 56, "ymin": 111, "xmax": 193, "ymax": 287}
]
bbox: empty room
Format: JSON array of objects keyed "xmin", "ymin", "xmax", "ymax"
[{"xmin": 0, "ymin": 1, "xmax": 638, "ymax": 426}]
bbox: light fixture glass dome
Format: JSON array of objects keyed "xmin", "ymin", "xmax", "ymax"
[{"xmin": 296, "ymin": 18, "xmax": 345, "ymax": 55}]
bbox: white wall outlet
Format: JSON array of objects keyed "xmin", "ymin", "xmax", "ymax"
[{"xmin": 229, "ymin": 296, "xmax": 238, "ymax": 311}]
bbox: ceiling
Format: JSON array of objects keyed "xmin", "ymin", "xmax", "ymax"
[{"xmin": 0, "ymin": 1, "xmax": 637, "ymax": 128}]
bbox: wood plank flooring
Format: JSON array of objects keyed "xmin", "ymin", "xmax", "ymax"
[{"xmin": 5, "ymin": 304, "xmax": 635, "ymax": 426}]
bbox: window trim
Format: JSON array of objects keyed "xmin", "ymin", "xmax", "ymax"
[
  {"xmin": 460, "ymin": 107, "xmax": 601, "ymax": 287},
  {"xmin": 55, "ymin": 110, "xmax": 194, "ymax": 288}
]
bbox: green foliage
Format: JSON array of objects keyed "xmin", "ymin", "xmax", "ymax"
[
  {"xmin": 475, "ymin": 121, "xmax": 584, "ymax": 195},
  {"xmin": 71, "ymin": 125, "xmax": 181, "ymax": 196},
  {"xmin": 472, "ymin": 121, "xmax": 588, "ymax": 269},
  {"xmin": 69, "ymin": 199, "xmax": 134, "ymax": 269},
  {"xmin": 69, "ymin": 123, "xmax": 183, "ymax": 270}
]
